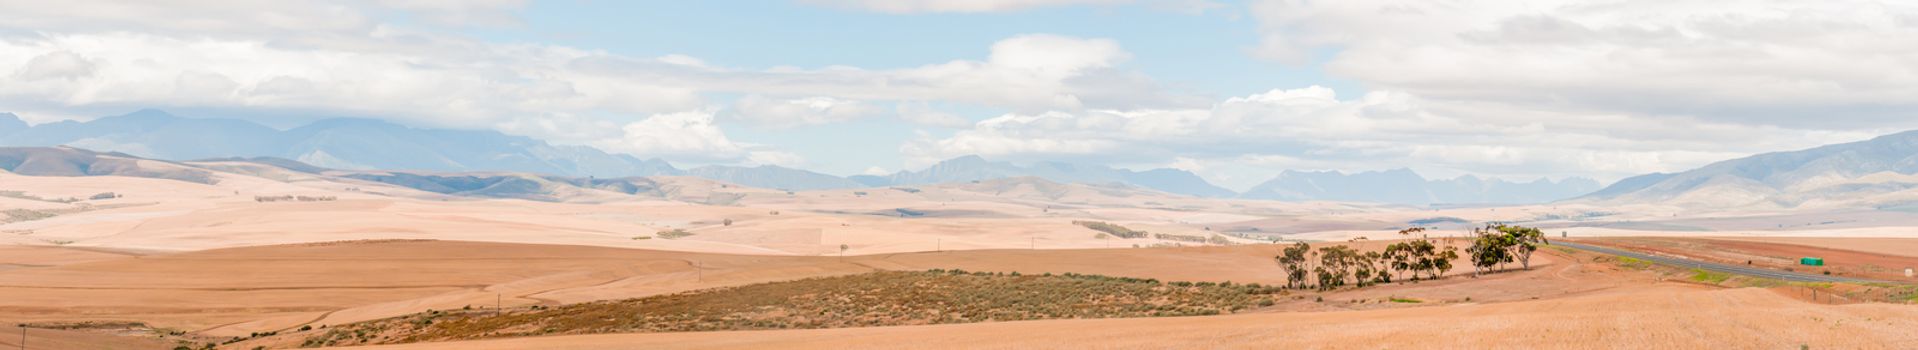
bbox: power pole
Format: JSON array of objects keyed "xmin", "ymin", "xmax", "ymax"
[
  {"xmin": 496, "ymin": 292, "xmax": 502, "ymax": 315},
  {"xmin": 1030, "ymin": 237, "xmax": 1035, "ymax": 250},
  {"xmin": 696, "ymin": 261, "xmax": 703, "ymax": 282},
  {"xmin": 18, "ymin": 324, "xmax": 24, "ymax": 350}
]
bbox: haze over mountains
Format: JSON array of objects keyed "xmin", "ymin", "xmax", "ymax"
[
  {"xmin": 1575, "ymin": 130, "xmax": 1918, "ymax": 210},
  {"xmin": 849, "ymin": 155, "xmax": 1237, "ymax": 198},
  {"xmin": 0, "ymin": 110, "xmax": 1606, "ymax": 204},
  {"xmin": 1241, "ymin": 169, "xmax": 1602, "ymax": 205}
]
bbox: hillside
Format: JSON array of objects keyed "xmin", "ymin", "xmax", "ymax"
[
  {"xmin": 0, "ymin": 147, "xmax": 217, "ymax": 184},
  {"xmin": 1575, "ymin": 130, "xmax": 1918, "ymax": 209}
]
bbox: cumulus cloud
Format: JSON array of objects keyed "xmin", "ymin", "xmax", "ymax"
[
  {"xmin": 800, "ymin": 0, "xmax": 1220, "ymax": 13},
  {"xmin": 895, "ymin": 101, "xmax": 971, "ymax": 128},
  {"xmin": 13, "ymin": 50, "xmax": 95, "ymax": 81},
  {"xmin": 0, "ymin": 1, "xmax": 1182, "ymax": 166},
  {"xmin": 726, "ymin": 95, "xmax": 880, "ymax": 128},
  {"xmin": 594, "ymin": 110, "xmax": 801, "ymax": 166}
]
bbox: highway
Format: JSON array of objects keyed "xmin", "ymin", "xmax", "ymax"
[{"xmin": 1553, "ymin": 241, "xmax": 1889, "ymax": 284}]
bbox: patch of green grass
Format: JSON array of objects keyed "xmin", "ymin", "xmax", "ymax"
[
  {"xmin": 1613, "ymin": 256, "xmax": 1653, "ymax": 270},
  {"xmin": 1791, "ymin": 282, "xmax": 1835, "ymax": 289},
  {"xmin": 1689, "ymin": 269, "xmax": 1731, "ymax": 284},
  {"xmin": 1388, "ymin": 297, "xmax": 1422, "ymax": 304},
  {"xmin": 1736, "ymin": 277, "xmax": 1788, "ymax": 288}
]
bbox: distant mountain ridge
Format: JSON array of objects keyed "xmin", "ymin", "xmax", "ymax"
[
  {"xmin": 0, "ymin": 110, "xmax": 1609, "ymax": 204},
  {"xmin": 1240, "ymin": 168, "xmax": 1601, "ymax": 205},
  {"xmin": 1574, "ymin": 130, "xmax": 1918, "ymax": 209},
  {"xmin": 851, "ymin": 155, "xmax": 1237, "ymax": 198},
  {"xmin": 0, "ymin": 110, "xmax": 856, "ymax": 190}
]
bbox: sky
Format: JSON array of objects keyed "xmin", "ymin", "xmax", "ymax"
[{"xmin": 2, "ymin": 0, "xmax": 1916, "ymax": 190}]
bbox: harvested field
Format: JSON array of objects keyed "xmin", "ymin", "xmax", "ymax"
[
  {"xmin": 340, "ymin": 285, "xmax": 1918, "ymax": 350},
  {"xmin": 290, "ymin": 270, "xmax": 1280, "ymax": 347}
]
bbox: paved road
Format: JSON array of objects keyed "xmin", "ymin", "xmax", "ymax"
[{"xmin": 1553, "ymin": 241, "xmax": 1890, "ymax": 284}]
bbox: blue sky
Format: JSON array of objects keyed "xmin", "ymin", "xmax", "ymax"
[
  {"xmin": 465, "ymin": 0, "xmax": 1357, "ymax": 178},
  {"xmin": 3, "ymin": 0, "xmax": 1915, "ymax": 190}
]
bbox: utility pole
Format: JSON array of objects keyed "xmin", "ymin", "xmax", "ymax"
[
  {"xmin": 18, "ymin": 324, "xmax": 24, "ymax": 350},
  {"xmin": 496, "ymin": 293, "xmax": 502, "ymax": 315},
  {"xmin": 1030, "ymin": 237, "xmax": 1035, "ymax": 250},
  {"xmin": 696, "ymin": 260, "xmax": 703, "ymax": 282}
]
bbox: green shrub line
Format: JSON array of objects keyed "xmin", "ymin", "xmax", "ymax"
[{"xmin": 1072, "ymin": 221, "xmax": 1147, "ymax": 239}]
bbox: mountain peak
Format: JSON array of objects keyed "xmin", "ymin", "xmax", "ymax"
[
  {"xmin": 0, "ymin": 112, "xmax": 25, "ymax": 132},
  {"xmin": 125, "ymin": 108, "xmax": 177, "ymax": 118},
  {"xmin": 938, "ymin": 155, "xmax": 991, "ymax": 166}
]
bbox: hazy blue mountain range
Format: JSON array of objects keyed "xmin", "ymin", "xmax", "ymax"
[
  {"xmin": 1, "ymin": 110, "xmax": 1619, "ymax": 203},
  {"xmin": 850, "ymin": 155, "xmax": 1237, "ymax": 198},
  {"xmin": 0, "ymin": 110, "xmax": 863, "ymax": 190},
  {"xmin": 1239, "ymin": 168, "xmax": 1602, "ymax": 205},
  {"xmin": 1574, "ymin": 130, "xmax": 1918, "ymax": 208}
]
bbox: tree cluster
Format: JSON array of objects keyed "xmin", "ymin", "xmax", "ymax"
[
  {"xmin": 1274, "ymin": 228, "xmax": 1459, "ymax": 292},
  {"xmin": 1465, "ymin": 224, "xmax": 1547, "ymax": 276}
]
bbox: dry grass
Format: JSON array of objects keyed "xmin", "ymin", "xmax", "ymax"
[{"xmin": 300, "ymin": 270, "xmax": 1282, "ymax": 347}]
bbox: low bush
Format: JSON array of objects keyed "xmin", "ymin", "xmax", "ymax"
[
  {"xmin": 655, "ymin": 229, "xmax": 695, "ymax": 239},
  {"xmin": 1073, "ymin": 221, "xmax": 1147, "ymax": 239}
]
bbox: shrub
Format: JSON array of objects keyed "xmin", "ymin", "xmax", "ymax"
[
  {"xmin": 656, "ymin": 229, "xmax": 695, "ymax": 239},
  {"xmin": 1073, "ymin": 221, "xmax": 1147, "ymax": 239}
]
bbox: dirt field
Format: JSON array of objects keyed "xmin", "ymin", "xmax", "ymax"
[
  {"xmin": 341, "ymin": 285, "xmax": 1918, "ymax": 350},
  {"xmin": 5, "ymin": 169, "xmax": 1918, "ymax": 348},
  {"xmin": 0, "ymin": 239, "xmax": 1589, "ymax": 341}
]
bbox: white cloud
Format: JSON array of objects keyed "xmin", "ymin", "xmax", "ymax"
[
  {"xmin": 1249, "ymin": 0, "xmax": 1918, "ymax": 127},
  {"xmin": 597, "ymin": 110, "xmax": 748, "ymax": 162},
  {"xmin": 727, "ymin": 95, "xmax": 880, "ymax": 128},
  {"xmin": 0, "ymin": 19, "xmax": 1174, "ymax": 146},
  {"xmin": 903, "ymin": 85, "xmax": 1876, "ymax": 187},
  {"xmin": 987, "ymin": 34, "xmax": 1128, "ymax": 76},
  {"xmin": 0, "ymin": 1, "xmax": 1189, "ymax": 166},
  {"xmin": 13, "ymin": 50, "xmax": 95, "ymax": 81},
  {"xmin": 799, "ymin": 0, "xmax": 1220, "ymax": 13},
  {"xmin": 895, "ymin": 101, "xmax": 970, "ymax": 128}
]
